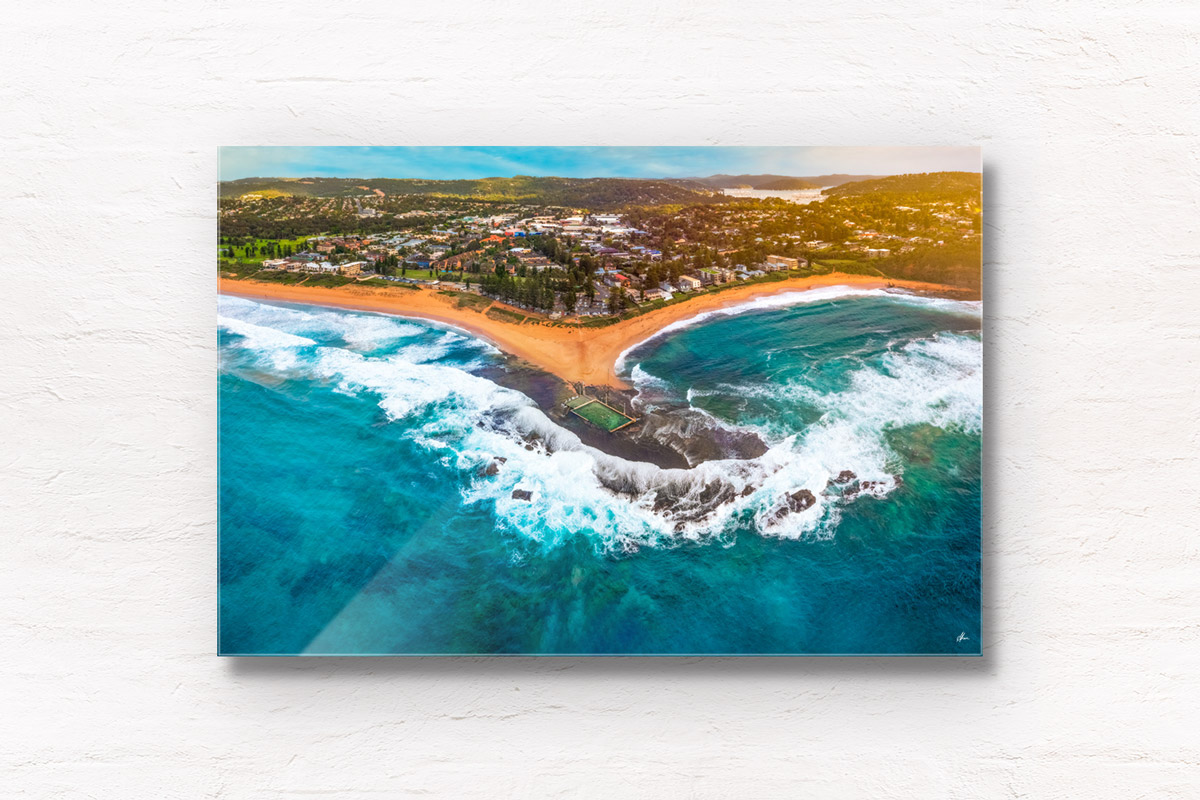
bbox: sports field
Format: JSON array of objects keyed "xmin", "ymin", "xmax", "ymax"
[{"xmin": 565, "ymin": 396, "xmax": 635, "ymax": 432}]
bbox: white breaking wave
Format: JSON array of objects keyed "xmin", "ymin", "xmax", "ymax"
[
  {"xmin": 219, "ymin": 296, "xmax": 493, "ymax": 372},
  {"xmin": 219, "ymin": 296, "xmax": 982, "ymax": 551},
  {"xmin": 614, "ymin": 286, "xmax": 980, "ymax": 377},
  {"xmin": 725, "ymin": 332, "xmax": 983, "ymax": 440},
  {"xmin": 218, "ymin": 315, "xmax": 316, "ymax": 370},
  {"xmin": 217, "ymin": 294, "xmax": 493, "ymax": 354},
  {"xmin": 683, "ymin": 331, "xmax": 982, "ymax": 536},
  {"xmin": 218, "ymin": 315, "xmax": 316, "ymax": 349}
]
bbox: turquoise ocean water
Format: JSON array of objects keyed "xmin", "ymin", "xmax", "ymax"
[{"xmin": 219, "ymin": 288, "xmax": 982, "ymax": 655}]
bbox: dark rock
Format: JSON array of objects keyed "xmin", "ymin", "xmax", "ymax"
[
  {"xmin": 833, "ymin": 470, "xmax": 857, "ymax": 484},
  {"xmin": 495, "ymin": 456, "xmax": 507, "ymax": 464},
  {"xmin": 511, "ymin": 489, "xmax": 532, "ymax": 501},
  {"xmin": 696, "ymin": 480, "xmax": 737, "ymax": 508},
  {"xmin": 482, "ymin": 460, "xmax": 501, "ymax": 476},
  {"xmin": 764, "ymin": 488, "xmax": 819, "ymax": 527},
  {"xmin": 472, "ymin": 358, "xmax": 767, "ymax": 472},
  {"xmin": 740, "ymin": 485, "xmax": 756, "ymax": 497},
  {"xmin": 785, "ymin": 489, "xmax": 817, "ymax": 512},
  {"xmin": 636, "ymin": 410, "xmax": 768, "ymax": 466},
  {"xmin": 652, "ymin": 490, "xmax": 675, "ymax": 513},
  {"xmin": 648, "ymin": 478, "xmax": 738, "ymax": 519}
]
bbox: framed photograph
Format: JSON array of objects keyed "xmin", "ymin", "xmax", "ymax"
[{"xmin": 218, "ymin": 146, "xmax": 982, "ymax": 655}]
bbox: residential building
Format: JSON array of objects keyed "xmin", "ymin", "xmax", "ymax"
[
  {"xmin": 300, "ymin": 261, "xmax": 339, "ymax": 274},
  {"xmin": 435, "ymin": 253, "xmax": 473, "ymax": 271},
  {"xmin": 765, "ymin": 255, "xmax": 800, "ymax": 270}
]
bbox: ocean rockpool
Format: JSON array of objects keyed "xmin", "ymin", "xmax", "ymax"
[{"xmin": 219, "ymin": 291, "xmax": 982, "ymax": 655}]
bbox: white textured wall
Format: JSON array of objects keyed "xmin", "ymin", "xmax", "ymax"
[{"xmin": 3, "ymin": 1, "xmax": 1198, "ymax": 797}]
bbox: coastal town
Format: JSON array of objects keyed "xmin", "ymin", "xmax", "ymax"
[
  {"xmin": 215, "ymin": 151, "xmax": 986, "ymax": 662},
  {"xmin": 218, "ymin": 172, "xmax": 982, "ymax": 323}
]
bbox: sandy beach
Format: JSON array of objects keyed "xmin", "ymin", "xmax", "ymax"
[{"xmin": 219, "ymin": 273, "xmax": 969, "ymax": 387}]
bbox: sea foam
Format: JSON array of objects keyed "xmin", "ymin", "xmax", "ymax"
[
  {"xmin": 615, "ymin": 286, "xmax": 979, "ymax": 377},
  {"xmin": 219, "ymin": 296, "xmax": 981, "ymax": 551}
]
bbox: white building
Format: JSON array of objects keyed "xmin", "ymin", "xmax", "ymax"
[{"xmin": 302, "ymin": 262, "xmax": 339, "ymax": 274}]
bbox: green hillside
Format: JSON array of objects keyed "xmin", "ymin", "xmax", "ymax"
[
  {"xmin": 220, "ymin": 175, "xmax": 723, "ymax": 209},
  {"xmin": 827, "ymin": 172, "xmax": 982, "ymax": 201},
  {"xmin": 674, "ymin": 174, "xmax": 882, "ymax": 190},
  {"xmin": 755, "ymin": 177, "xmax": 820, "ymax": 190}
]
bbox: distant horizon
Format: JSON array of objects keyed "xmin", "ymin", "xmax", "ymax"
[
  {"xmin": 221, "ymin": 170, "xmax": 970, "ymax": 183},
  {"xmin": 219, "ymin": 146, "xmax": 981, "ymax": 182}
]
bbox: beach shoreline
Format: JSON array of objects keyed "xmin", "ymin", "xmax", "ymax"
[{"xmin": 219, "ymin": 273, "xmax": 972, "ymax": 387}]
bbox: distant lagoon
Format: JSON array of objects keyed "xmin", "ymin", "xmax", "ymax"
[{"xmin": 721, "ymin": 187, "xmax": 828, "ymax": 204}]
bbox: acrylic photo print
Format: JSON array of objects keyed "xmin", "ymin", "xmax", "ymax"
[{"xmin": 218, "ymin": 146, "xmax": 983, "ymax": 655}]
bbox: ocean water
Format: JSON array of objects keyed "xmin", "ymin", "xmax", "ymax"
[{"xmin": 219, "ymin": 288, "xmax": 982, "ymax": 655}]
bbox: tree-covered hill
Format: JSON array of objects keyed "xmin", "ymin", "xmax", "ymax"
[
  {"xmin": 676, "ymin": 175, "xmax": 806, "ymax": 190},
  {"xmin": 754, "ymin": 177, "xmax": 820, "ymax": 190},
  {"xmin": 800, "ymin": 174, "xmax": 887, "ymax": 188},
  {"xmin": 219, "ymin": 176, "xmax": 724, "ymax": 210},
  {"xmin": 827, "ymin": 172, "xmax": 982, "ymax": 202}
]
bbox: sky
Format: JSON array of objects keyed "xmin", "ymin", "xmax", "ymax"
[{"xmin": 219, "ymin": 146, "xmax": 980, "ymax": 182}]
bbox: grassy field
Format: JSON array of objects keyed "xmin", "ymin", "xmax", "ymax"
[
  {"xmin": 576, "ymin": 315, "xmax": 622, "ymax": 328},
  {"xmin": 217, "ymin": 259, "xmax": 268, "ymax": 278},
  {"xmin": 485, "ymin": 307, "xmax": 527, "ymax": 324},
  {"xmin": 219, "ymin": 236, "xmax": 312, "ymax": 257},
  {"xmin": 810, "ymin": 258, "xmax": 882, "ymax": 277},
  {"xmin": 251, "ymin": 271, "xmax": 314, "ymax": 285},
  {"xmin": 389, "ymin": 268, "xmax": 467, "ymax": 282},
  {"xmin": 301, "ymin": 274, "xmax": 357, "ymax": 288},
  {"xmin": 361, "ymin": 278, "xmax": 421, "ymax": 290},
  {"xmin": 569, "ymin": 399, "xmax": 634, "ymax": 432},
  {"xmin": 440, "ymin": 291, "xmax": 492, "ymax": 311}
]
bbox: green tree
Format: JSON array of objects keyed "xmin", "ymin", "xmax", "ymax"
[{"xmin": 607, "ymin": 285, "xmax": 626, "ymax": 314}]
